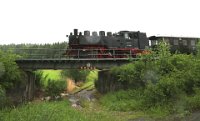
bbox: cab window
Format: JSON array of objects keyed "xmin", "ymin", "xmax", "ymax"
[{"xmin": 124, "ymin": 33, "xmax": 129, "ymax": 39}]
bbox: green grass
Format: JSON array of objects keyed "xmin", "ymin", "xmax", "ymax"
[
  {"xmin": 99, "ymin": 89, "xmax": 175, "ymax": 120},
  {"xmin": 41, "ymin": 70, "xmax": 62, "ymax": 80},
  {"xmin": 36, "ymin": 70, "xmax": 98, "ymax": 92},
  {"xmin": 82, "ymin": 70, "xmax": 98, "ymax": 90},
  {"xmin": 73, "ymin": 70, "xmax": 98, "ymax": 93},
  {"xmin": 37, "ymin": 70, "xmax": 63, "ymax": 87},
  {"xmin": 0, "ymin": 100, "xmax": 132, "ymax": 121},
  {"xmin": 0, "ymin": 101, "xmax": 86, "ymax": 121}
]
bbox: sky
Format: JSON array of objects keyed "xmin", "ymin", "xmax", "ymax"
[{"xmin": 0, "ymin": 0, "xmax": 199, "ymax": 44}]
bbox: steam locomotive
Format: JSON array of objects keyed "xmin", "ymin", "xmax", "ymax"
[
  {"xmin": 66, "ymin": 29, "xmax": 149, "ymax": 58},
  {"xmin": 66, "ymin": 29, "xmax": 200, "ymax": 58}
]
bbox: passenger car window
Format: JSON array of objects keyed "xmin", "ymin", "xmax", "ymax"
[
  {"xmin": 191, "ymin": 40, "xmax": 195, "ymax": 46},
  {"xmin": 151, "ymin": 40, "xmax": 157, "ymax": 45},
  {"xmin": 164, "ymin": 38, "xmax": 169, "ymax": 43},
  {"xmin": 174, "ymin": 40, "xmax": 179, "ymax": 45},
  {"xmin": 183, "ymin": 40, "xmax": 187, "ymax": 46}
]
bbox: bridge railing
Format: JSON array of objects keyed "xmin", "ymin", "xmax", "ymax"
[
  {"xmin": 64, "ymin": 48, "xmax": 142, "ymax": 58},
  {"xmin": 0, "ymin": 48, "xmax": 145, "ymax": 59}
]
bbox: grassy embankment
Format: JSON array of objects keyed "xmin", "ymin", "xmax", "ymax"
[
  {"xmin": 0, "ymin": 100, "xmax": 132, "ymax": 121},
  {"xmin": 0, "ymin": 70, "xmax": 138, "ymax": 121}
]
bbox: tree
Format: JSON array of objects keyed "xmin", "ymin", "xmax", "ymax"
[{"xmin": 0, "ymin": 50, "xmax": 21, "ymax": 89}]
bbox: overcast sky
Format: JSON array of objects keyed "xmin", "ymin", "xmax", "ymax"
[{"xmin": 0, "ymin": 0, "xmax": 199, "ymax": 44}]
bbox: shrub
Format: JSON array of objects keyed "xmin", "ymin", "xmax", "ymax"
[
  {"xmin": 186, "ymin": 88, "xmax": 200, "ymax": 111},
  {"xmin": 111, "ymin": 62, "xmax": 146, "ymax": 89},
  {"xmin": 35, "ymin": 71, "xmax": 45, "ymax": 90},
  {"xmin": 45, "ymin": 79, "xmax": 66, "ymax": 100},
  {"xmin": 100, "ymin": 42, "xmax": 200, "ymax": 115},
  {"xmin": 0, "ymin": 85, "xmax": 6, "ymax": 109},
  {"xmin": 168, "ymin": 55, "xmax": 200, "ymax": 94},
  {"xmin": 0, "ymin": 62, "xmax": 5, "ymax": 78},
  {"xmin": 100, "ymin": 89, "xmax": 144, "ymax": 111},
  {"xmin": 0, "ymin": 50, "xmax": 22, "ymax": 89},
  {"xmin": 61, "ymin": 69, "xmax": 90, "ymax": 82}
]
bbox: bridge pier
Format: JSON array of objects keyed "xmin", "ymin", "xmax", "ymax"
[
  {"xmin": 95, "ymin": 70, "xmax": 125, "ymax": 93},
  {"xmin": 24, "ymin": 71, "xmax": 35, "ymax": 101}
]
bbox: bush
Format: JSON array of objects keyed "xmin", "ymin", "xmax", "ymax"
[
  {"xmin": 100, "ymin": 89, "xmax": 144, "ymax": 111},
  {"xmin": 143, "ymin": 76, "xmax": 181, "ymax": 108},
  {"xmin": 45, "ymin": 79, "xmax": 66, "ymax": 100},
  {"xmin": 35, "ymin": 71, "xmax": 45, "ymax": 90},
  {"xmin": 0, "ymin": 50, "xmax": 22, "ymax": 89},
  {"xmin": 186, "ymin": 88, "xmax": 200, "ymax": 111},
  {"xmin": 100, "ymin": 42, "xmax": 200, "ymax": 116},
  {"xmin": 111, "ymin": 62, "xmax": 147, "ymax": 89},
  {"xmin": 167, "ymin": 54, "xmax": 200, "ymax": 94},
  {"xmin": 0, "ymin": 85, "xmax": 6, "ymax": 109},
  {"xmin": 0, "ymin": 62, "xmax": 5, "ymax": 78},
  {"xmin": 61, "ymin": 69, "xmax": 90, "ymax": 82}
]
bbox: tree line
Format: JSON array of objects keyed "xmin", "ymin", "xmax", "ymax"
[{"xmin": 0, "ymin": 42, "xmax": 68, "ymax": 59}]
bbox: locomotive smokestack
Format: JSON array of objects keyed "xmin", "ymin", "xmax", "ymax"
[
  {"xmin": 84, "ymin": 31, "xmax": 90, "ymax": 36},
  {"xmin": 107, "ymin": 32, "xmax": 112, "ymax": 36},
  {"xmin": 74, "ymin": 29, "xmax": 78, "ymax": 36},
  {"xmin": 99, "ymin": 31, "xmax": 105, "ymax": 36},
  {"xmin": 92, "ymin": 31, "xmax": 98, "ymax": 36}
]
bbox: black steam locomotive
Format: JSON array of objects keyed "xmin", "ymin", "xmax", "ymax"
[
  {"xmin": 66, "ymin": 29, "xmax": 200, "ymax": 58},
  {"xmin": 66, "ymin": 29, "xmax": 149, "ymax": 58}
]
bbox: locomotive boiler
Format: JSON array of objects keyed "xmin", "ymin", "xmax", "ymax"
[{"xmin": 66, "ymin": 29, "xmax": 149, "ymax": 58}]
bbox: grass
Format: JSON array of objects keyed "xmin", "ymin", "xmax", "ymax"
[
  {"xmin": 37, "ymin": 70, "xmax": 63, "ymax": 87},
  {"xmin": 37, "ymin": 69, "xmax": 97, "ymax": 91},
  {"xmin": 99, "ymin": 89, "xmax": 176, "ymax": 120},
  {"xmin": 0, "ymin": 100, "xmax": 87, "ymax": 121},
  {"xmin": 81, "ymin": 70, "xmax": 98, "ymax": 90},
  {"xmin": 36, "ymin": 69, "xmax": 98, "ymax": 92},
  {"xmin": 72, "ymin": 70, "xmax": 98, "ymax": 93},
  {"xmin": 41, "ymin": 70, "xmax": 62, "ymax": 80},
  {"xmin": 0, "ymin": 100, "xmax": 135, "ymax": 121}
]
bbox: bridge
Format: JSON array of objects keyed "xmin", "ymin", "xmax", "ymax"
[
  {"xmin": 4, "ymin": 48, "xmax": 138, "ymax": 70},
  {"xmin": 1, "ymin": 48, "xmax": 140, "ymax": 101}
]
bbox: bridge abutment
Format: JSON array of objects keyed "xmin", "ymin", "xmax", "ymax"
[
  {"xmin": 24, "ymin": 71, "xmax": 35, "ymax": 101},
  {"xmin": 95, "ymin": 70, "xmax": 125, "ymax": 93}
]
